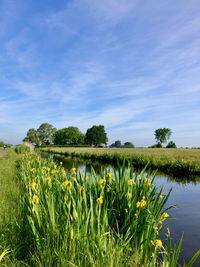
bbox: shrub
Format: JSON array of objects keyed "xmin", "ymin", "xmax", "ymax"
[
  {"xmin": 166, "ymin": 141, "xmax": 177, "ymax": 148},
  {"xmin": 150, "ymin": 143, "xmax": 162, "ymax": 148},
  {"xmin": 15, "ymin": 145, "xmax": 30, "ymax": 154}
]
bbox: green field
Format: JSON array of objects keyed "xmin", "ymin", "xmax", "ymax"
[{"xmin": 41, "ymin": 147, "xmax": 200, "ymax": 164}]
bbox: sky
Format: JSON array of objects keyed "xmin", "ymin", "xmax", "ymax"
[{"xmin": 0, "ymin": 0, "xmax": 200, "ymax": 147}]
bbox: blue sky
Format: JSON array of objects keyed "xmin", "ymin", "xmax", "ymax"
[{"xmin": 0, "ymin": 0, "xmax": 200, "ymax": 147}]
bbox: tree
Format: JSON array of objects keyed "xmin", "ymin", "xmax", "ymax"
[
  {"xmin": 0, "ymin": 141, "xmax": 5, "ymax": 147},
  {"xmin": 37, "ymin": 123, "xmax": 56, "ymax": 145},
  {"xmin": 25, "ymin": 128, "xmax": 40, "ymax": 145},
  {"xmin": 150, "ymin": 143, "xmax": 162, "ymax": 148},
  {"xmin": 54, "ymin": 127, "xmax": 85, "ymax": 145},
  {"xmin": 123, "ymin": 142, "xmax": 135, "ymax": 148},
  {"xmin": 154, "ymin": 128, "xmax": 172, "ymax": 146},
  {"xmin": 110, "ymin": 140, "xmax": 122, "ymax": 148},
  {"xmin": 166, "ymin": 141, "xmax": 176, "ymax": 148},
  {"xmin": 85, "ymin": 125, "xmax": 108, "ymax": 146}
]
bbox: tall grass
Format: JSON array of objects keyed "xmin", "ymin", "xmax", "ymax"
[
  {"xmin": 11, "ymin": 152, "xmax": 199, "ymax": 266},
  {"xmin": 15, "ymin": 145, "xmax": 30, "ymax": 154},
  {"xmin": 0, "ymin": 150, "xmax": 26, "ymax": 266},
  {"xmin": 41, "ymin": 148, "xmax": 200, "ymax": 177}
]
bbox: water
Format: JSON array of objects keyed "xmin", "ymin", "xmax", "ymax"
[{"xmin": 41, "ymin": 152, "xmax": 200, "ymax": 266}]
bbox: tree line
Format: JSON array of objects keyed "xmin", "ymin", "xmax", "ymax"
[
  {"xmin": 110, "ymin": 140, "xmax": 135, "ymax": 148},
  {"xmin": 110, "ymin": 128, "xmax": 176, "ymax": 148},
  {"xmin": 24, "ymin": 123, "xmax": 108, "ymax": 147},
  {"xmin": 24, "ymin": 124, "xmax": 176, "ymax": 148}
]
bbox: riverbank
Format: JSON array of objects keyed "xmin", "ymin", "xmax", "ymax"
[
  {"xmin": 0, "ymin": 150, "xmax": 23, "ymax": 265},
  {"xmin": 40, "ymin": 147, "xmax": 200, "ymax": 177}
]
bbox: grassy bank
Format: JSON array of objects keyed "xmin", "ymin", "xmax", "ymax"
[
  {"xmin": 0, "ymin": 150, "xmax": 24, "ymax": 265},
  {"xmin": 40, "ymin": 147, "xmax": 200, "ymax": 176}
]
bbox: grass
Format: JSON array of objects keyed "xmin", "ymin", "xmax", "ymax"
[
  {"xmin": 15, "ymin": 145, "xmax": 30, "ymax": 154},
  {"xmin": 1, "ymin": 151, "xmax": 200, "ymax": 266},
  {"xmin": 40, "ymin": 147, "xmax": 200, "ymax": 176},
  {"xmin": 40, "ymin": 147, "xmax": 200, "ymax": 164},
  {"xmin": 0, "ymin": 150, "xmax": 25, "ymax": 265}
]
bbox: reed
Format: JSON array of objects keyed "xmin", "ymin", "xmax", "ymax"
[
  {"xmin": 11, "ymin": 152, "xmax": 200, "ymax": 266},
  {"xmin": 41, "ymin": 148, "xmax": 200, "ymax": 176}
]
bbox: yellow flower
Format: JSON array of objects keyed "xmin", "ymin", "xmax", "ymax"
[
  {"xmin": 79, "ymin": 186, "xmax": 84, "ymax": 194},
  {"xmin": 70, "ymin": 168, "xmax": 76, "ymax": 175},
  {"xmin": 107, "ymin": 172, "xmax": 112, "ymax": 183},
  {"xmin": 62, "ymin": 180, "xmax": 72, "ymax": 188},
  {"xmin": 61, "ymin": 169, "xmax": 66, "ymax": 176},
  {"xmin": 128, "ymin": 179, "xmax": 135, "ymax": 185},
  {"xmin": 136, "ymin": 202, "xmax": 141, "ymax": 208},
  {"xmin": 144, "ymin": 177, "xmax": 148, "ymax": 184},
  {"xmin": 85, "ymin": 176, "xmax": 88, "ymax": 180},
  {"xmin": 73, "ymin": 177, "xmax": 77, "ymax": 182},
  {"xmin": 140, "ymin": 199, "xmax": 146, "ymax": 207},
  {"xmin": 153, "ymin": 226, "xmax": 158, "ymax": 235},
  {"xmin": 32, "ymin": 195, "xmax": 39, "ymax": 204},
  {"xmin": 160, "ymin": 194, "xmax": 163, "ymax": 198},
  {"xmin": 51, "ymin": 170, "xmax": 55, "ymax": 175},
  {"xmin": 127, "ymin": 192, "xmax": 132, "ymax": 198},
  {"xmin": 138, "ymin": 175, "xmax": 141, "ymax": 180},
  {"xmin": 97, "ymin": 196, "xmax": 103, "ymax": 204},
  {"xmin": 47, "ymin": 176, "xmax": 51, "ymax": 182},
  {"xmin": 160, "ymin": 212, "xmax": 169, "ymax": 220},
  {"xmin": 28, "ymin": 186, "xmax": 31, "ymax": 194},
  {"xmin": 107, "ymin": 188, "xmax": 111, "ymax": 192},
  {"xmin": 54, "ymin": 165, "xmax": 57, "ymax": 169},
  {"xmin": 31, "ymin": 168, "xmax": 35, "ymax": 172},
  {"xmin": 31, "ymin": 181, "xmax": 38, "ymax": 190},
  {"xmin": 60, "ymin": 162, "xmax": 63, "ymax": 165},
  {"xmin": 151, "ymin": 239, "xmax": 162, "ymax": 247},
  {"xmin": 82, "ymin": 172, "xmax": 85, "ymax": 181},
  {"xmin": 99, "ymin": 178, "xmax": 106, "ymax": 185},
  {"xmin": 107, "ymin": 172, "xmax": 112, "ymax": 178}
]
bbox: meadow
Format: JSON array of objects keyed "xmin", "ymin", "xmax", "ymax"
[
  {"xmin": 1, "ymin": 149, "xmax": 200, "ymax": 266},
  {"xmin": 40, "ymin": 147, "xmax": 200, "ymax": 176}
]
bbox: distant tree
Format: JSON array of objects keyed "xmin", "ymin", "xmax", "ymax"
[
  {"xmin": 37, "ymin": 123, "xmax": 56, "ymax": 145},
  {"xmin": 0, "ymin": 141, "xmax": 5, "ymax": 147},
  {"xmin": 150, "ymin": 143, "xmax": 162, "ymax": 148},
  {"xmin": 110, "ymin": 140, "xmax": 122, "ymax": 148},
  {"xmin": 85, "ymin": 125, "xmax": 108, "ymax": 147},
  {"xmin": 0, "ymin": 141, "xmax": 11, "ymax": 147},
  {"xmin": 54, "ymin": 127, "xmax": 85, "ymax": 145},
  {"xmin": 123, "ymin": 142, "xmax": 135, "ymax": 148},
  {"xmin": 166, "ymin": 141, "xmax": 176, "ymax": 148},
  {"xmin": 25, "ymin": 128, "xmax": 40, "ymax": 145},
  {"xmin": 154, "ymin": 128, "xmax": 172, "ymax": 146}
]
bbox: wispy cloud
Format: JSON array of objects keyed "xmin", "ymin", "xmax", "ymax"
[{"xmin": 0, "ymin": 0, "xmax": 200, "ymax": 146}]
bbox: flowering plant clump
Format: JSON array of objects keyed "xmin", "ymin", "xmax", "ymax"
[{"xmin": 16, "ymin": 152, "xmax": 191, "ymax": 266}]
